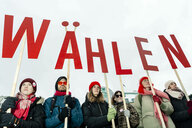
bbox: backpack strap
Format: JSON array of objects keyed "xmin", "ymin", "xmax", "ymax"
[
  {"xmin": 138, "ymin": 94, "xmax": 142, "ymax": 106},
  {"xmin": 50, "ymin": 96, "xmax": 57, "ymax": 115}
]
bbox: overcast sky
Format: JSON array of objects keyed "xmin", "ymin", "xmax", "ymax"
[{"xmin": 0, "ymin": 0, "xmax": 192, "ymax": 104}]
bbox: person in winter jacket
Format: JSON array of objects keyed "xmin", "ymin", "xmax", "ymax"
[
  {"xmin": 164, "ymin": 80, "xmax": 192, "ymax": 128},
  {"xmin": 44, "ymin": 76, "xmax": 83, "ymax": 128},
  {"xmin": 81, "ymin": 81, "xmax": 116, "ymax": 128},
  {"xmin": 111, "ymin": 90, "xmax": 139, "ymax": 128},
  {"xmin": 133, "ymin": 76, "xmax": 175, "ymax": 128},
  {"xmin": 0, "ymin": 78, "xmax": 45, "ymax": 128}
]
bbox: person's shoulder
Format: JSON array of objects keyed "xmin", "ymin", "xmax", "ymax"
[
  {"xmin": 35, "ymin": 97, "xmax": 45, "ymax": 105},
  {"xmin": 44, "ymin": 96, "xmax": 54, "ymax": 103}
]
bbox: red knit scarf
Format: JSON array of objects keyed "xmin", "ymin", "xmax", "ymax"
[
  {"xmin": 12, "ymin": 93, "xmax": 36, "ymax": 120},
  {"xmin": 140, "ymin": 88, "xmax": 170, "ymax": 127},
  {"xmin": 54, "ymin": 91, "xmax": 71, "ymax": 96}
]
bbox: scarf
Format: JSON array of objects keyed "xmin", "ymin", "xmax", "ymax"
[
  {"xmin": 140, "ymin": 88, "xmax": 170, "ymax": 127},
  {"xmin": 54, "ymin": 91, "xmax": 71, "ymax": 96},
  {"xmin": 12, "ymin": 92, "xmax": 36, "ymax": 120},
  {"xmin": 165, "ymin": 88, "xmax": 184, "ymax": 100}
]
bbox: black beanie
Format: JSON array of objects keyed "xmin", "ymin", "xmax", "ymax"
[{"xmin": 55, "ymin": 76, "xmax": 67, "ymax": 91}]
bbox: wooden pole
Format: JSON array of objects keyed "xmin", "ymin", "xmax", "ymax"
[
  {"xmin": 4, "ymin": 31, "xmax": 27, "ymax": 128},
  {"xmin": 64, "ymin": 25, "xmax": 71, "ymax": 128},
  {"xmin": 119, "ymin": 75, "xmax": 130, "ymax": 128},
  {"xmin": 104, "ymin": 73, "xmax": 116, "ymax": 128},
  {"xmin": 174, "ymin": 69, "xmax": 190, "ymax": 101},
  {"xmin": 10, "ymin": 31, "xmax": 27, "ymax": 97},
  {"xmin": 146, "ymin": 70, "xmax": 166, "ymax": 128}
]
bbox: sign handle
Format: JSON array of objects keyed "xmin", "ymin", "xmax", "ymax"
[
  {"xmin": 104, "ymin": 73, "xmax": 116, "ymax": 128},
  {"xmin": 119, "ymin": 75, "xmax": 130, "ymax": 128},
  {"xmin": 146, "ymin": 70, "xmax": 166, "ymax": 128},
  {"xmin": 174, "ymin": 69, "xmax": 190, "ymax": 101}
]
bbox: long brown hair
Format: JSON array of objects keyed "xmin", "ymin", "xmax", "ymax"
[
  {"xmin": 88, "ymin": 89, "xmax": 105, "ymax": 103},
  {"xmin": 111, "ymin": 90, "xmax": 122, "ymax": 105}
]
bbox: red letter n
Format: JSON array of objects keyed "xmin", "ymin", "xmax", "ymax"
[
  {"xmin": 2, "ymin": 15, "xmax": 50, "ymax": 59},
  {"xmin": 135, "ymin": 37, "xmax": 159, "ymax": 71},
  {"xmin": 85, "ymin": 38, "xmax": 108, "ymax": 73},
  {"xmin": 158, "ymin": 34, "xmax": 191, "ymax": 69}
]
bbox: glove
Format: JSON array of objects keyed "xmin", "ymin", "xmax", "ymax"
[
  {"xmin": 188, "ymin": 107, "xmax": 192, "ymax": 115},
  {"xmin": 107, "ymin": 107, "xmax": 116, "ymax": 122},
  {"xmin": 58, "ymin": 107, "xmax": 71, "ymax": 121},
  {"xmin": 1, "ymin": 97, "xmax": 18, "ymax": 112},
  {"xmin": 187, "ymin": 100, "xmax": 192, "ymax": 108},
  {"xmin": 65, "ymin": 95, "xmax": 76, "ymax": 109},
  {"xmin": 124, "ymin": 109, "xmax": 130, "ymax": 118},
  {"xmin": 0, "ymin": 113, "xmax": 17, "ymax": 127},
  {"xmin": 153, "ymin": 95, "xmax": 162, "ymax": 105}
]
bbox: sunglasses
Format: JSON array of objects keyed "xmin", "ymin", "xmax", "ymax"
[
  {"xmin": 58, "ymin": 81, "xmax": 67, "ymax": 86},
  {"xmin": 115, "ymin": 94, "xmax": 122, "ymax": 98}
]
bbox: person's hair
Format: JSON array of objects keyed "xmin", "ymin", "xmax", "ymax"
[
  {"xmin": 111, "ymin": 90, "xmax": 122, "ymax": 105},
  {"xmin": 88, "ymin": 88, "xmax": 105, "ymax": 103}
]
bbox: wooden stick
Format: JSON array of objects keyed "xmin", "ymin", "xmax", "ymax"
[
  {"xmin": 119, "ymin": 75, "xmax": 130, "ymax": 128},
  {"xmin": 174, "ymin": 69, "xmax": 190, "ymax": 101},
  {"xmin": 104, "ymin": 73, "xmax": 116, "ymax": 128},
  {"xmin": 64, "ymin": 41, "xmax": 71, "ymax": 128},
  {"xmin": 4, "ymin": 31, "xmax": 27, "ymax": 128},
  {"xmin": 64, "ymin": 26, "xmax": 75, "ymax": 128},
  {"xmin": 146, "ymin": 70, "xmax": 166, "ymax": 128},
  {"xmin": 11, "ymin": 31, "xmax": 27, "ymax": 96}
]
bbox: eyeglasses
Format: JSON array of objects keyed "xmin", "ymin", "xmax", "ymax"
[
  {"xmin": 115, "ymin": 94, "xmax": 122, "ymax": 98},
  {"xmin": 58, "ymin": 81, "xmax": 67, "ymax": 86}
]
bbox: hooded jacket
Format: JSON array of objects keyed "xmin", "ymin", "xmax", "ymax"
[
  {"xmin": 164, "ymin": 90, "xmax": 192, "ymax": 128},
  {"xmin": 0, "ymin": 97, "xmax": 46, "ymax": 128},
  {"xmin": 44, "ymin": 95, "xmax": 83, "ymax": 128},
  {"xmin": 81, "ymin": 94, "xmax": 111, "ymax": 128},
  {"xmin": 18, "ymin": 97, "xmax": 45, "ymax": 128}
]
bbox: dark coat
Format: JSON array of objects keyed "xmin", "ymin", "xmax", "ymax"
[
  {"xmin": 44, "ymin": 95, "xmax": 83, "ymax": 128},
  {"xmin": 81, "ymin": 95, "xmax": 111, "ymax": 128},
  {"xmin": 164, "ymin": 90, "xmax": 192, "ymax": 128},
  {"xmin": 114, "ymin": 102, "xmax": 139, "ymax": 128},
  {"xmin": 18, "ymin": 97, "xmax": 45, "ymax": 128}
]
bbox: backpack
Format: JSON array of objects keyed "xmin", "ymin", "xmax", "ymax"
[{"xmin": 50, "ymin": 96, "xmax": 57, "ymax": 115}]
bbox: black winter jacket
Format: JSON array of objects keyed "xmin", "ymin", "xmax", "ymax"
[
  {"xmin": 164, "ymin": 90, "xmax": 192, "ymax": 128},
  {"xmin": 7, "ymin": 97, "xmax": 45, "ymax": 128},
  {"xmin": 81, "ymin": 95, "xmax": 111, "ymax": 128}
]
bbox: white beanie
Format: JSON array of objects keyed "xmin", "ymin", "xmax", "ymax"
[{"xmin": 165, "ymin": 80, "xmax": 175, "ymax": 89}]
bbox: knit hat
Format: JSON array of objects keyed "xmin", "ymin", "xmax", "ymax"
[
  {"xmin": 165, "ymin": 80, "xmax": 175, "ymax": 90},
  {"xmin": 55, "ymin": 76, "xmax": 67, "ymax": 91},
  {"xmin": 89, "ymin": 81, "xmax": 101, "ymax": 91},
  {"xmin": 138, "ymin": 76, "xmax": 148, "ymax": 94},
  {"xmin": 19, "ymin": 78, "xmax": 37, "ymax": 93}
]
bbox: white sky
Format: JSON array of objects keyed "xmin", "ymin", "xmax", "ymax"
[{"xmin": 0, "ymin": 0, "xmax": 192, "ymax": 104}]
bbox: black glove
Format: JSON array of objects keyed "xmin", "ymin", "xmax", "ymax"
[
  {"xmin": 1, "ymin": 97, "xmax": 18, "ymax": 112},
  {"xmin": 0, "ymin": 113, "xmax": 17, "ymax": 127},
  {"xmin": 58, "ymin": 107, "xmax": 71, "ymax": 121},
  {"xmin": 65, "ymin": 95, "xmax": 76, "ymax": 109}
]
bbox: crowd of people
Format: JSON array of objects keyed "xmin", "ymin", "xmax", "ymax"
[{"xmin": 0, "ymin": 76, "xmax": 192, "ymax": 128}]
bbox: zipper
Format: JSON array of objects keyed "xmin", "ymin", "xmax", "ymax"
[
  {"xmin": 98, "ymin": 103, "xmax": 103, "ymax": 116},
  {"xmin": 98, "ymin": 103, "xmax": 106, "ymax": 128}
]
